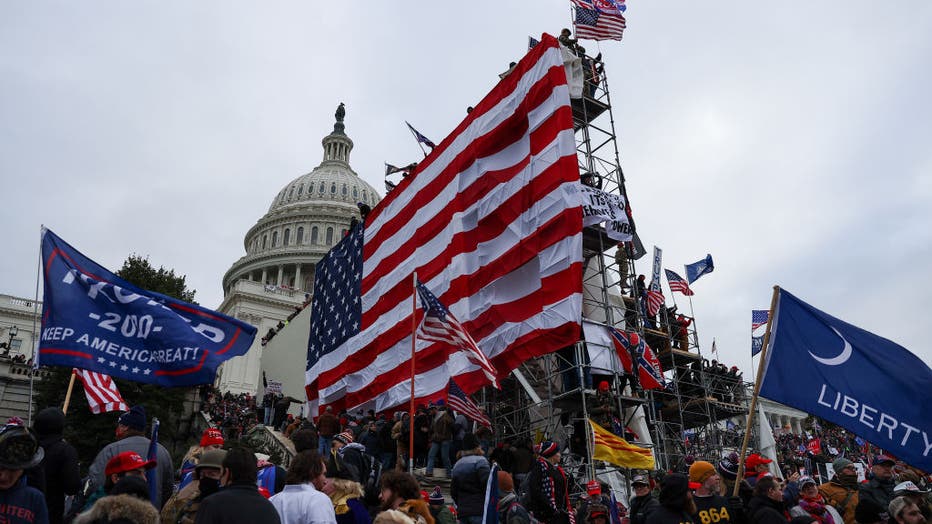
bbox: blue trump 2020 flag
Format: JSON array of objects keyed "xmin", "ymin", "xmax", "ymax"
[
  {"xmin": 759, "ymin": 288, "xmax": 932, "ymax": 470},
  {"xmin": 38, "ymin": 228, "xmax": 256, "ymax": 386}
]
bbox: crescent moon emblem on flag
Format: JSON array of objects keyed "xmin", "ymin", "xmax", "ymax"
[{"xmin": 808, "ymin": 327, "xmax": 852, "ymax": 366}]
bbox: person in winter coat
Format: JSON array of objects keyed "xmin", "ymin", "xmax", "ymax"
[
  {"xmin": 323, "ymin": 464, "xmax": 371, "ymax": 524},
  {"xmin": 496, "ymin": 472, "xmax": 530, "ymax": 524},
  {"xmin": 33, "ymin": 407, "xmax": 79, "ymax": 524},
  {"xmin": 646, "ymin": 473, "xmax": 697, "ymax": 524},
  {"xmin": 0, "ymin": 424, "xmax": 49, "ymax": 524},
  {"xmin": 375, "ymin": 471, "xmax": 433, "ymax": 524},
  {"xmin": 525, "ymin": 441, "xmax": 573, "ymax": 524},
  {"xmin": 194, "ymin": 447, "xmax": 281, "ymax": 524},
  {"xmin": 425, "ymin": 407, "xmax": 454, "ymax": 476},
  {"xmin": 818, "ymin": 459, "xmax": 859, "ymax": 524},
  {"xmin": 450, "ymin": 434, "xmax": 491, "ymax": 524},
  {"xmin": 160, "ymin": 449, "xmax": 226, "ymax": 524},
  {"xmin": 87, "ymin": 406, "xmax": 174, "ymax": 508},
  {"xmin": 74, "ymin": 475, "xmax": 159, "ymax": 524},
  {"xmin": 790, "ymin": 477, "xmax": 842, "ymax": 524},
  {"xmin": 748, "ymin": 477, "xmax": 790, "ymax": 524},
  {"xmin": 630, "ymin": 475, "xmax": 660, "ymax": 524},
  {"xmin": 856, "ymin": 456, "xmax": 898, "ymax": 523}
]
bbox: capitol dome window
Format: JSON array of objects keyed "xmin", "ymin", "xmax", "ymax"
[
  {"xmin": 297, "ymin": 227, "xmax": 304, "ymax": 244},
  {"xmin": 272, "ymin": 231, "xmax": 278, "ymax": 247},
  {"xmin": 353, "ymin": 186, "xmax": 358, "ymax": 198},
  {"xmin": 362, "ymin": 190, "xmax": 367, "ymax": 202},
  {"xmin": 298, "ymin": 183, "xmax": 304, "ymax": 196},
  {"xmin": 342, "ymin": 184, "xmax": 348, "ymax": 196},
  {"xmin": 262, "ymin": 235, "xmax": 267, "ymax": 249},
  {"xmin": 331, "ymin": 183, "xmax": 337, "ymax": 194},
  {"xmin": 311, "ymin": 226, "xmax": 318, "ymax": 244},
  {"xmin": 288, "ymin": 186, "xmax": 295, "ymax": 199},
  {"xmin": 319, "ymin": 182, "xmax": 325, "ymax": 193},
  {"xmin": 326, "ymin": 227, "xmax": 333, "ymax": 245},
  {"xmin": 284, "ymin": 228, "xmax": 291, "ymax": 246}
]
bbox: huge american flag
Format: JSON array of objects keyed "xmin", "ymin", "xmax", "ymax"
[
  {"xmin": 572, "ymin": 0, "xmax": 626, "ymax": 42},
  {"xmin": 305, "ymin": 34, "xmax": 583, "ymax": 413}
]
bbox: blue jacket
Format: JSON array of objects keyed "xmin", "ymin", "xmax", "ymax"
[
  {"xmin": 0, "ymin": 477, "xmax": 49, "ymax": 524},
  {"xmin": 450, "ymin": 453, "xmax": 490, "ymax": 518}
]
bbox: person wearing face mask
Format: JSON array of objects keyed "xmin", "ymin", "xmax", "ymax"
[
  {"xmin": 818, "ymin": 459, "xmax": 860, "ymax": 524},
  {"xmin": 194, "ymin": 446, "xmax": 281, "ymax": 524},
  {"xmin": 161, "ymin": 449, "xmax": 227, "ymax": 524},
  {"xmin": 86, "ymin": 405, "xmax": 174, "ymax": 508}
]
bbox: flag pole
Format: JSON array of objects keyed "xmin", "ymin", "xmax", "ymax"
[
  {"xmin": 62, "ymin": 370, "xmax": 77, "ymax": 415},
  {"xmin": 28, "ymin": 226, "xmax": 44, "ymax": 425},
  {"xmin": 733, "ymin": 285, "xmax": 780, "ymax": 497},
  {"xmin": 409, "ymin": 271, "xmax": 417, "ymax": 474},
  {"xmin": 683, "ymin": 265, "xmax": 700, "ymax": 354},
  {"xmin": 405, "ymin": 123, "xmax": 429, "ymax": 158}
]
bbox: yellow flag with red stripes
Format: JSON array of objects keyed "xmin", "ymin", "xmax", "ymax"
[{"xmin": 589, "ymin": 419, "xmax": 655, "ymax": 469}]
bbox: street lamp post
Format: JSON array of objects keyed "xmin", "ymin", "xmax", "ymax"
[{"xmin": 5, "ymin": 326, "xmax": 18, "ymax": 356}]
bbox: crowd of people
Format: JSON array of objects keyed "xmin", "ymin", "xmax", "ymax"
[
  {"xmin": 2, "ymin": 396, "xmax": 930, "ymax": 524},
  {"xmin": 200, "ymin": 387, "xmax": 260, "ymax": 441}
]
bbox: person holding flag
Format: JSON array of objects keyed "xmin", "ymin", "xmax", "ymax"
[{"xmin": 86, "ymin": 405, "xmax": 174, "ymax": 508}]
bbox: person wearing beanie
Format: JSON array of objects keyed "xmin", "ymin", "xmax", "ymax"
[
  {"xmin": 630, "ymin": 475, "xmax": 660, "ymax": 524},
  {"xmin": 646, "ymin": 473, "xmax": 698, "ymax": 524},
  {"xmin": 496, "ymin": 471, "xmax": 531, "ymax": 524},
  {"xmin": 689, "ymin": 460, "xmax": 743, "ymax": 524},
  {"xmin": 86, "ymin": 405, "xmax": 175, "ymax": 508},
  {"xmin": 526, "ymin": 441, "xmax": 574, "ymax": 524},
  {"xmin": 748, "ymin": 476, "xmax": 789, "ymax": 524},
  {"xmin": 33, "ymin": 407, "xmax": 80, "ymax": 524},
  {"xmin": 451, "ymin": 433, "xmax": 491, "ymax": 523},
  {"xmin": 818, "ymin": 459, "xmax": 859, "ymax": 524},
  {"xmin": 426, "ymin": 487, "xmax": 455, "ymax": 524}
]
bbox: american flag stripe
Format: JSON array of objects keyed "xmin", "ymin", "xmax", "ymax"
[
  {"xmin": 646, "ymin": 289, "xmax": 664, "ymax": 317},
  {"xmin": 665, "ymin": 269, "xmax": 694, "ymax": 296},
  {"xmin": 75, "ymin": 368, "xmax": 128, "ymax": 414},
  {"xmin": 307, "ymin": 35, "xmax": 581, "ymax": 411}
]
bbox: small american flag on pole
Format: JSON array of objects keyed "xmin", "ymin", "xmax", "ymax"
[
  {"xmin": 664, "ymin": 269, "xmax": 694, "ymax": 296},
  {"xmin": 447, "ymin": 378, "xmax": 491, "ymax": 427},
  {"xmin": 74, "ymin": 368, "xmax": 128, "ymax": 414},
  {"xmin": 752, "ymin": 310, "xmax": 769, "ymax": 330},
  {"xmin": 416, "ymin": 280, "xmax": 499, "ymax": 388},
  {"xmin": 646, "ymin": 289, "xmax": 664, "ymax": 317},
  {"xmin": 572, "ymin": 0, "xmax": 626, "ymax": 41}
]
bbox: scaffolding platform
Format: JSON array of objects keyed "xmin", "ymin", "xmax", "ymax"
[
  {"xmin": 660, "ymin": 397, "xmax": 747, "ymax": 429},
  {"xmin": 572, "ymin": 95, "xmax": 610, "ymax": 128},
  {"xmin": 583, "ymin": 225, "xmax": 617, "ymax": 255},
  {"xmin": 656, "ymin": 347, "xmax": 701, "ymax": 369},
  {"xmin": 552, "ymin": 389, "xmax": 645, "ymax": 413}
]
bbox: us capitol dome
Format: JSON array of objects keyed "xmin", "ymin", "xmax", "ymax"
[{"xmin": 216, "ymin": 104, "xmax": 380, "ymax": 395}]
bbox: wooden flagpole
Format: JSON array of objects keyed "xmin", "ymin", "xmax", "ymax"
[
  {"xmin": 409, "ymin": 272, "xmax": 417, "ymax": 474},
  {"xmin": 733, "ymin": 285, "xmax": 780, "ymax": 496},
  {"xmin": 62, "ymin": 370, "xmax": 77, "ymax": 415}
]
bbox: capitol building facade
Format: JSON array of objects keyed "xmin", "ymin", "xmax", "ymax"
[{"xmin": 216, "ymin": 105, "xmax": 379, "ymax": 395}]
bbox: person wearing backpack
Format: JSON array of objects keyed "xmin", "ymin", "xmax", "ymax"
[
  {"xmin": 818, "ymin": 459, "xmax": 859, "ymax": 524},
  {"xmin": 497, "ymin": 471, "xmax": 534, "ymax": 524}
]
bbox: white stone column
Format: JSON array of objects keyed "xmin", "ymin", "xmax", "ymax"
[
  {"xmin": 277, "ymin": 265, "xmax": 284, "ymax": 285},
  {"xmin": 261, "ymin": 268, "xmax": 267, "ymax": 284},
  {"xmin": 295, "ymin": 264, "xmax": 302, "ymax": 289}
]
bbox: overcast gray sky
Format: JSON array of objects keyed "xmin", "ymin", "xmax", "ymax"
[{"xmin": 2, "ymin": 1, "xmax": 930, "ymax": 375}]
